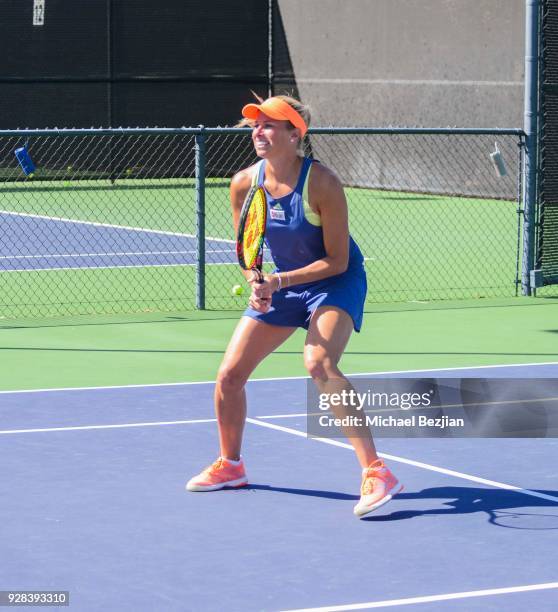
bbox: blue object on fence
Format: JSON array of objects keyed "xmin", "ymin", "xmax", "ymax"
[{"xmin": 14, "ymin": 146, "xmax": 36, "ymax": 176}]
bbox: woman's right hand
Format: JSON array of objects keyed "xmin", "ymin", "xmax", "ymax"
[{"xmin": 247, "ymin": 273, "xmax": 272, "ymax": 312}]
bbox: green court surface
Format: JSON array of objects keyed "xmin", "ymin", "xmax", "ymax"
[
  {"xmin": 1, "ymin": 297, "xmax": 557, "ymax": 392},
  {"xmin": 0, "ymin": 177, "xmax": 526, "ymax": 319}
]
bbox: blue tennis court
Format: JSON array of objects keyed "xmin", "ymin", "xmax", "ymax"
[
  {"xmin": 2, "ymin": 363, "xmax": 558, "ymax": 611},
  {"xmin": 0, "ymin": 211, "xmax": 237, "ymax": 271}
]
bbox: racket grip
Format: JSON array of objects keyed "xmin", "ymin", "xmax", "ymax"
[
  {"xmin": 252, "ymin": 269, "xmax": 271, "ymax": 305},
  {"xmin": 251, "ymin": 267, "xmax": 264, "ymax": 283}
]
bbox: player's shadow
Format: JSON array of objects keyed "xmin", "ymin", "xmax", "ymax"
[
  {"xmin": 361, "ymin": 485, "xmax": 558, "ymax": 529},
  {"xmin": 244, "ymin": 484, "xmax": 358, "ymax": 501},
  {"xmin": 238, "ymin": 484, "xmax": 558, "ymax": 529}
]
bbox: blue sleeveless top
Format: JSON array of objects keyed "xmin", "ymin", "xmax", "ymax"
[{"xmin": 256, "ymin": 157, "xmax": 364, "ymax": 278}]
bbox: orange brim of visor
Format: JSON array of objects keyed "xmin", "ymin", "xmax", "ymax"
[{"xmin": 242, "ymin": 97, "xmax": 308, "ymax": 137}]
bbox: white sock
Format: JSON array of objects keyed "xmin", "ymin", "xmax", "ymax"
[{"xmin": 223, "ymin": 456, "xmax": 242, "ymax": 466}]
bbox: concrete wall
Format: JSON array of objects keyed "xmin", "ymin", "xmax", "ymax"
[{"xmin": 275, "ymin": 0, "xmax": 524, "ymax": 128}]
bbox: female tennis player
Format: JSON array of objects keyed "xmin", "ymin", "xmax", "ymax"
[{"xmin": 186, "ymin": 95, "xmax": 402, "ymax": 517}]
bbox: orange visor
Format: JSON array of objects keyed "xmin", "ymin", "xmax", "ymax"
[{"xmin": 242, "ymin": 97, "xmax": 308, "ymax": 137}]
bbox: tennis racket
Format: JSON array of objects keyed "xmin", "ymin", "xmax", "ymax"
[{"xmin": 236, "ymin": 185, "xmax": 267, "ymax": 282}]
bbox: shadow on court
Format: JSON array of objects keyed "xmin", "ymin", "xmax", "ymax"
[
  {"xmin": 224, "ymin": 484, "xmax": 558, "ymax": 530},
  {"xmin": 240, "ymin": 483, "xmax": 359, "ymax": 500},
  {"xmin": 363, "ymin": 486, "xmax": 558, "ymax": 528}
]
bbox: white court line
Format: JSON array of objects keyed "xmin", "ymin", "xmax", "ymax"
[
  {"xmin": 0, "ymin": 249, "xmax": 232, "ymax": 260},
  {"xmin": 0, "ymin": 208, "xmax": 235, "ymax": 244},
  {"xmin": 257, "ymin": 392, "xmax": 558, "ymax": 418},
  {"xmin": 280, "ymin": 581, "xmax": 558, "ymax": 612},
  {"xmin": 245, "ymin": 417, "xmax": 558, "ymax": 504},
  {"xmin": 1, "ymin": 361, "xmax": 557, "ymax": 395},
  {"xmin": 256, "ymin": 413, "xmax": 308, "ymax": 419},
  {"xmin": 2, "ymin": 261, "xmax": 241, "ymax": 273},
  {"xmin": 0, "ymin": 417, "xmax": 216, "ymax": 435}
]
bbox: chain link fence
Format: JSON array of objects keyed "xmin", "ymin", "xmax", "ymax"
[{"xmin": 0, "ymin": 127, "xmax": 523, "ymax": 319}]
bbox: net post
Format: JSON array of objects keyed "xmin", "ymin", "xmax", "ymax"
[
  {"xmin": 195, "ymin": 127, "xmax": 206, "ymax": 310},
  {"xmin": 522, "ymin": 0, "xmax": 541, "ymax": 295}
]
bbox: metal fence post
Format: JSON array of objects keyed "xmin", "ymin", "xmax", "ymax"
[
  {"xmin": 515, "ymin": 136, "xmax": 526, "ymax": 296},
  {"xmin": 195, "ymin": 127, "xmax": 206, "ymax": 309},
  {"xmin": 522, "ymin": 0, "xmax": 541, "ymax": 295}
]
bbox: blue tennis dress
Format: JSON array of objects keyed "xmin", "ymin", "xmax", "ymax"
[{"xmin": 244, "ymin": 157, "xmax": 367, "ymax": 332}]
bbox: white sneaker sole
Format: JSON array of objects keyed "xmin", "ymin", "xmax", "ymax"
[
  {"xmin": 354, "ymin": 483, "xmax": 404, "ymax": 518},
  {"xmin": 186, "ymin": 476, "xmax": 248, "ymax": 492}
]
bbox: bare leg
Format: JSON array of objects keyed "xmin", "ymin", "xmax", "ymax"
[
  {"xmin": 215, "ymin": 317, "xmax": 296, "ymax": 460},
  {"xmin": 304, "ymin": 306, "xmax": 378, "ymax": 468}
]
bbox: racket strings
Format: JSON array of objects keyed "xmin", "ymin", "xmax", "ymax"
[{"xmin": 239, "ymin": 188, "xmax": 267, "ymax": 269}]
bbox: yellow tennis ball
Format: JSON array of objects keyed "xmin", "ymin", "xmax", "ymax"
[
  {"xmin": 28, "ymin": 173, "xmax": 34, "ymax": 179},
  {"xmin": 231, "ymin": 284, "xmax": 244, "ymax": 296}
]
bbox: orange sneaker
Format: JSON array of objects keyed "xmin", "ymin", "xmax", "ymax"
[
  {"xmin": 353, "ymin": 459, "xmax": 403, "ymax": 518},
  {"xmin": 186, "ymin": 457, "xmax": 248, "ymax": 492}
]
